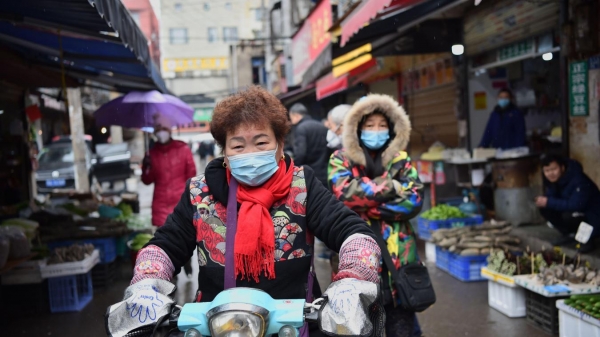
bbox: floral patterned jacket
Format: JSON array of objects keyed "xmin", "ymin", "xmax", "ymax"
[
  {"xmin": 139, "ymin": 157, "xmax": 378, "ymax": 302},
  {"xmin": 328, "ymin": 94, "xmax": 424, "ymax": 272},
  {"xmin": 329, "ymin": 150, "xmax": 423, "ymax": 267}
]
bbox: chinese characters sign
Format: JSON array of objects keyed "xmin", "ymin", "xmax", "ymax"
[
  {"xmin": 309, "ymin": 0, "xmax": 331, "ymax": 60},
  {"xmin": 497, "ymin": 40, "xmax": 533, "ymax": 61},
  {"xmin": 569, "ymin": 61, "xmax": 588, "ymax": 117},
  {"xmin": 291, "ymin": 0, "xmax": 331, "ymax": 85}
]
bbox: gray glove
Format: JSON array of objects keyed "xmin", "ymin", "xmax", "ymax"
[
  {"xmin": 319, "ymin": 278, "xmax": 384, "ymax": 337},
  {"xmin": 106, "ymin": 279, "xmax": 176, "ymax": 337}
]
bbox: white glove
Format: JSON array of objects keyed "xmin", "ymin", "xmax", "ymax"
[
  {"xmin": 105, "ymin": 279, "xmax": 176, "ymax": 337},
  {"xmin": 319, "ymin": 278, "xmax": 384, "ymax": 337}
]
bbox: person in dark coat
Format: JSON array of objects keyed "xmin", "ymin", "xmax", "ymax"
[
  {"xmin": 479, "ymin": 88, "xmax": 527, "ymax": 149},
  {"xmin": 535, "ymin": 155, "xmax": 600, "ymax": 253},
  {"xmin": 288, "ymin": 103, "xmax": 329, "ymax": 186}
]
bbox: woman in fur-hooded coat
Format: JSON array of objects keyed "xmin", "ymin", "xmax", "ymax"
[{"xmin": 328, "ymin": 94, "xmax": 424, "ymax": 337}]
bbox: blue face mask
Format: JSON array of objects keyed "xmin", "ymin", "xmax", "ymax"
[
  {"xmin": 227, "ymin": 146, "xmax": 279, "ymax": 186},
  {"xmin": 498, "ymin": 98, "xmax": 510, "ymax": 109},
  {"xmin": 361, "ymin": 130, "xmax": 390, "ymax": 150}
]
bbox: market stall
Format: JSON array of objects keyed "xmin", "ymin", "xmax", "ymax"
[{"xmin": 0, "ymin": 191, "xmax": 152, "ymax": 314}]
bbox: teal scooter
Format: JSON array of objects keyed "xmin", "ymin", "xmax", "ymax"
[
  {"xmin": 136, "ymin": 278, "xmax": 382, "ymax": 337},
  {"xmin": 175, "ymin": 287, "xmax": 318, "ymax": 337}
]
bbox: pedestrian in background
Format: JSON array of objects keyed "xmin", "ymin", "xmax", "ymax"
[
  {"xmin": 317, "ymin": 104, "xmax": 353, "ymax": 263},
  {"xmin": 142, "ymin": 120, "xmax": 197, "ymax": 276},
  {"xmin": 479, "ymin": 88, "xmax": 526, "ymax": 149},
  {"xmin": 142, "ymin": 122, "xmax": 197, "ymax": 227},
  {"xmin": 198, "ymin": 140, "xmax": 215, "ymax": 169},
  {"xmin": 328, "ymin": 94, "xmax": 424, "ymax": 337},
  {"xmin": 326, "ymin": 104, "xmax": 352, "ymax": 151},
  {"xmin": 288, "ymin": 103, "xmax": 329, "ymax": 186}
]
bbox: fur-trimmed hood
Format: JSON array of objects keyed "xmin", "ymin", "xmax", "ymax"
[{"xmin": 342, "ymin": 94, "xmax": 411, "ymax": 167}]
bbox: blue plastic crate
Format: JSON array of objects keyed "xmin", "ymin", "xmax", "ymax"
[
  {"xmin": 417, "ymin": 217, "xmax": 450, "ymax": 240},
  {"xmin": 48, "ymin": 237, "xmax": 117, "ymax": 264},
  {"xmin": 448, "ymin": 253, "xmax": 488, "ymax": 282},
  {"xmin": 435, "ymin": 246, "xmax": 451, "ymax": 272},
  {"xmin": 48, "ymin": 271, "xmax": 93, "ymax": 313},
  {"xmin": 447, "ymin": 214, "xmax": 484, "ymax": 228}
]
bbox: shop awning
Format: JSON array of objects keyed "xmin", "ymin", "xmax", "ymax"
[
  {"xmin": 277, "ymin": 84, "xmax": 316, "ymax": 106},
  {"xmin": 339, "ymin": 0, "xmax": 467, "ymax": 51},
  {"xmin": 332, "ymin": 44, "xmax": 373, "ymax": 78},
  {"xmin": 316, "ymin": 59, "xmax": 377, "ymax": 100},
  {"xmin": 316, "ymin": 73, "xmax": 348, "ymax": 100},
  {"xmin": 340, "ymin": 0, "xmax": 425, "ymax": 47},
  {"xmin": 0, "ymin": 0, "xmax": 167, "ymax": 93}
]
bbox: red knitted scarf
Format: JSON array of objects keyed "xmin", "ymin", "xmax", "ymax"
[{"xmin": 227, "ymin": 158, "xmax": 294, "ymax": 282}]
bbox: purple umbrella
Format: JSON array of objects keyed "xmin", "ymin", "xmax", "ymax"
[{"xmin": 94, "ymin": 91, "xmax": 194, "ymax": 129}]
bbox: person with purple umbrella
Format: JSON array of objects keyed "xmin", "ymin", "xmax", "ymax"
[
  {"xmin": 142, "ymin": 116, "xmax": 196, "ymax": 277},
  {"xmin": 143, "ymin": 116, "xmax": 197, "ymax": 229}
]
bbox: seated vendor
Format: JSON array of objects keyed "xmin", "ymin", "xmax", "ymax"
[{"xmin": 535, "ymin": 155, "xmax": 600, "ymax": 253}]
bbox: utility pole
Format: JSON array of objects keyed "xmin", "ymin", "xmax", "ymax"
[{"xmin": 67, "ymin": 88, "xmax": 90, "ymax": 193}]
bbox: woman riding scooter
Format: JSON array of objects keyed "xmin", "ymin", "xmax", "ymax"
[{"xmin": 106, "ymin": 86, "xmax": 382, "ymax": 337}]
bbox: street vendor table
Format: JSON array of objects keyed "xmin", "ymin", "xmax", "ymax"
[
  {"xmin": 490, "ymin": 154, "xmax": 543, "ymax": 225},
  {"xmin": 514, "ymin": 274, "xmax": 600, "ymax": 297},
  {"xmin": 0, "ymin": 253, "xmax": 37, "ymax": 275},
  {"xmin": 0, "ymin": 253, "xmax": 38, "ymax": 325},
  {"xmin": 445, "ymin": 158, "xmax": 489, "ymax": 189}
]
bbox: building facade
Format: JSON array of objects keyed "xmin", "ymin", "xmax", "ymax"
[{"xmin": 160, "ymin": 0, "xmax": 264, "ymax": 98}]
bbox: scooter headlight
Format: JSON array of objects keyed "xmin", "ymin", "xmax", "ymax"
[{"xmin": 208, "ymin": 311, "xmax": 266, "ymax": 337}]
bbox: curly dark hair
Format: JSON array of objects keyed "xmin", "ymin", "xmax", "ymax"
[{"xmin": 210, "ymin": 86, "xmax": 290, "ymax": 149}]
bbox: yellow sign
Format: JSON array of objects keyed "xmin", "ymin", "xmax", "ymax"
[
  {"xmin": 332, "ymin": 44, "xmax": 372, "ymax": 66},
  {"xmin": 474, "ymin": 92, "xmax": 487, "ymax": 110},
  {"xmin": 332, "ymin": 44, "xmax": 372, "ymax": 78},
  {"xmin": 163, "ymin": 57, "xmax": 229, "ymax": 72}
]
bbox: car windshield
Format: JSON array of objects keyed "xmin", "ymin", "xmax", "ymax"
[{"xmin": 38, "ymin": 146, "xmax": 74, "ymax": 164}]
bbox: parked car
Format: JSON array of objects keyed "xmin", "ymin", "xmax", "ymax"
[{"xmin": 36, "ymin": 137, "xmax": 132, "ymax": 193}]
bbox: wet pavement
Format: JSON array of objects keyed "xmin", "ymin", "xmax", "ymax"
[
  {"xmin": 2, "ymin": 242, "xmax": 550, "ymax": 337},
  {"xmin": 1, "ymin": 155, "xmax": 550, "ymax": 336}
]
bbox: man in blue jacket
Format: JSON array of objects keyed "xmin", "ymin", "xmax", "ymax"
[
  {"xmin": 535, "ymin": 155, "xmax": 600, "ymax": 253},
  {"xmin": 479, "ymin": 88, "xmax": 527, "ymax": 149}
]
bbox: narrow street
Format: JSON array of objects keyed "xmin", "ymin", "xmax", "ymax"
[
  {"xmin": 2, "ymin": 239, "xmax": 549, "ymax": 337},
  {"xmin": 3, "ymin": 157, "xmax": 549, "ymax": 336}
]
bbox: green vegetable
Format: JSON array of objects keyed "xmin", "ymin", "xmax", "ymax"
[
  {"xmin": 1, "ymin": 219, "xmax": 39, "ymax": 240},
  {"xmin": 421, "ymin": 205, "xmax": 467, "ymax": 221},
  {"xmin": 130, "ymin": 233, "xmax": 153, "ymax": 251},
  {"xmin": 118, "ymin": 202, "xmax": 133, "ymax": 217},
  {"xmin": 59, "ymin": 203, "xmax": 89, "ymax": 217}
]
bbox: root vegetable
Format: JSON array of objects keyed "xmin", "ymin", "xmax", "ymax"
[{"xmin": 460, "ymin": 248, "xmax": 481, "ymax": 256}]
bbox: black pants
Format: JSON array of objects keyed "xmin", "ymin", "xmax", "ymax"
[
  {"xmin": 384, "ymin": 304, "xmax": 415, "ymax": 337},
  {"xmin": 539, "ymin": 208, "xmax": 585, "ymax": 236}
]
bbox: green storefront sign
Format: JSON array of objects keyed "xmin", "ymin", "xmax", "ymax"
[
  {"xmin": 569, "ymin": 61, "xmax": 588, "ymax": 117},
  {"xmin": 193, "ymin": 107, "xmax": 213, "ymax": 122},
  {"xmin": 498, "ymin": 40, "xmax": 534, "ymax": 61}
]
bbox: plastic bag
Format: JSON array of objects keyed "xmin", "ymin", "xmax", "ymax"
[
  {"xmin": 0, "ymin": 226, "xmax": 31, "ymax": 259},
  {"xmin": 0, "ymin": 234, "xmax": 9, "ymax": 269}
]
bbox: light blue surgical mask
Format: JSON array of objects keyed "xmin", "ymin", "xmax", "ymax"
[
  {"xmin": 498, "ymin": 98, "xmax": 510, "ymax": 109},
  {"xmin": 227, "ymin": 146, "xmax": 279, "ymax": 186},
  {"xmin": 361, "ymin": 130, "xmax": 390, "ymax": 150}
]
